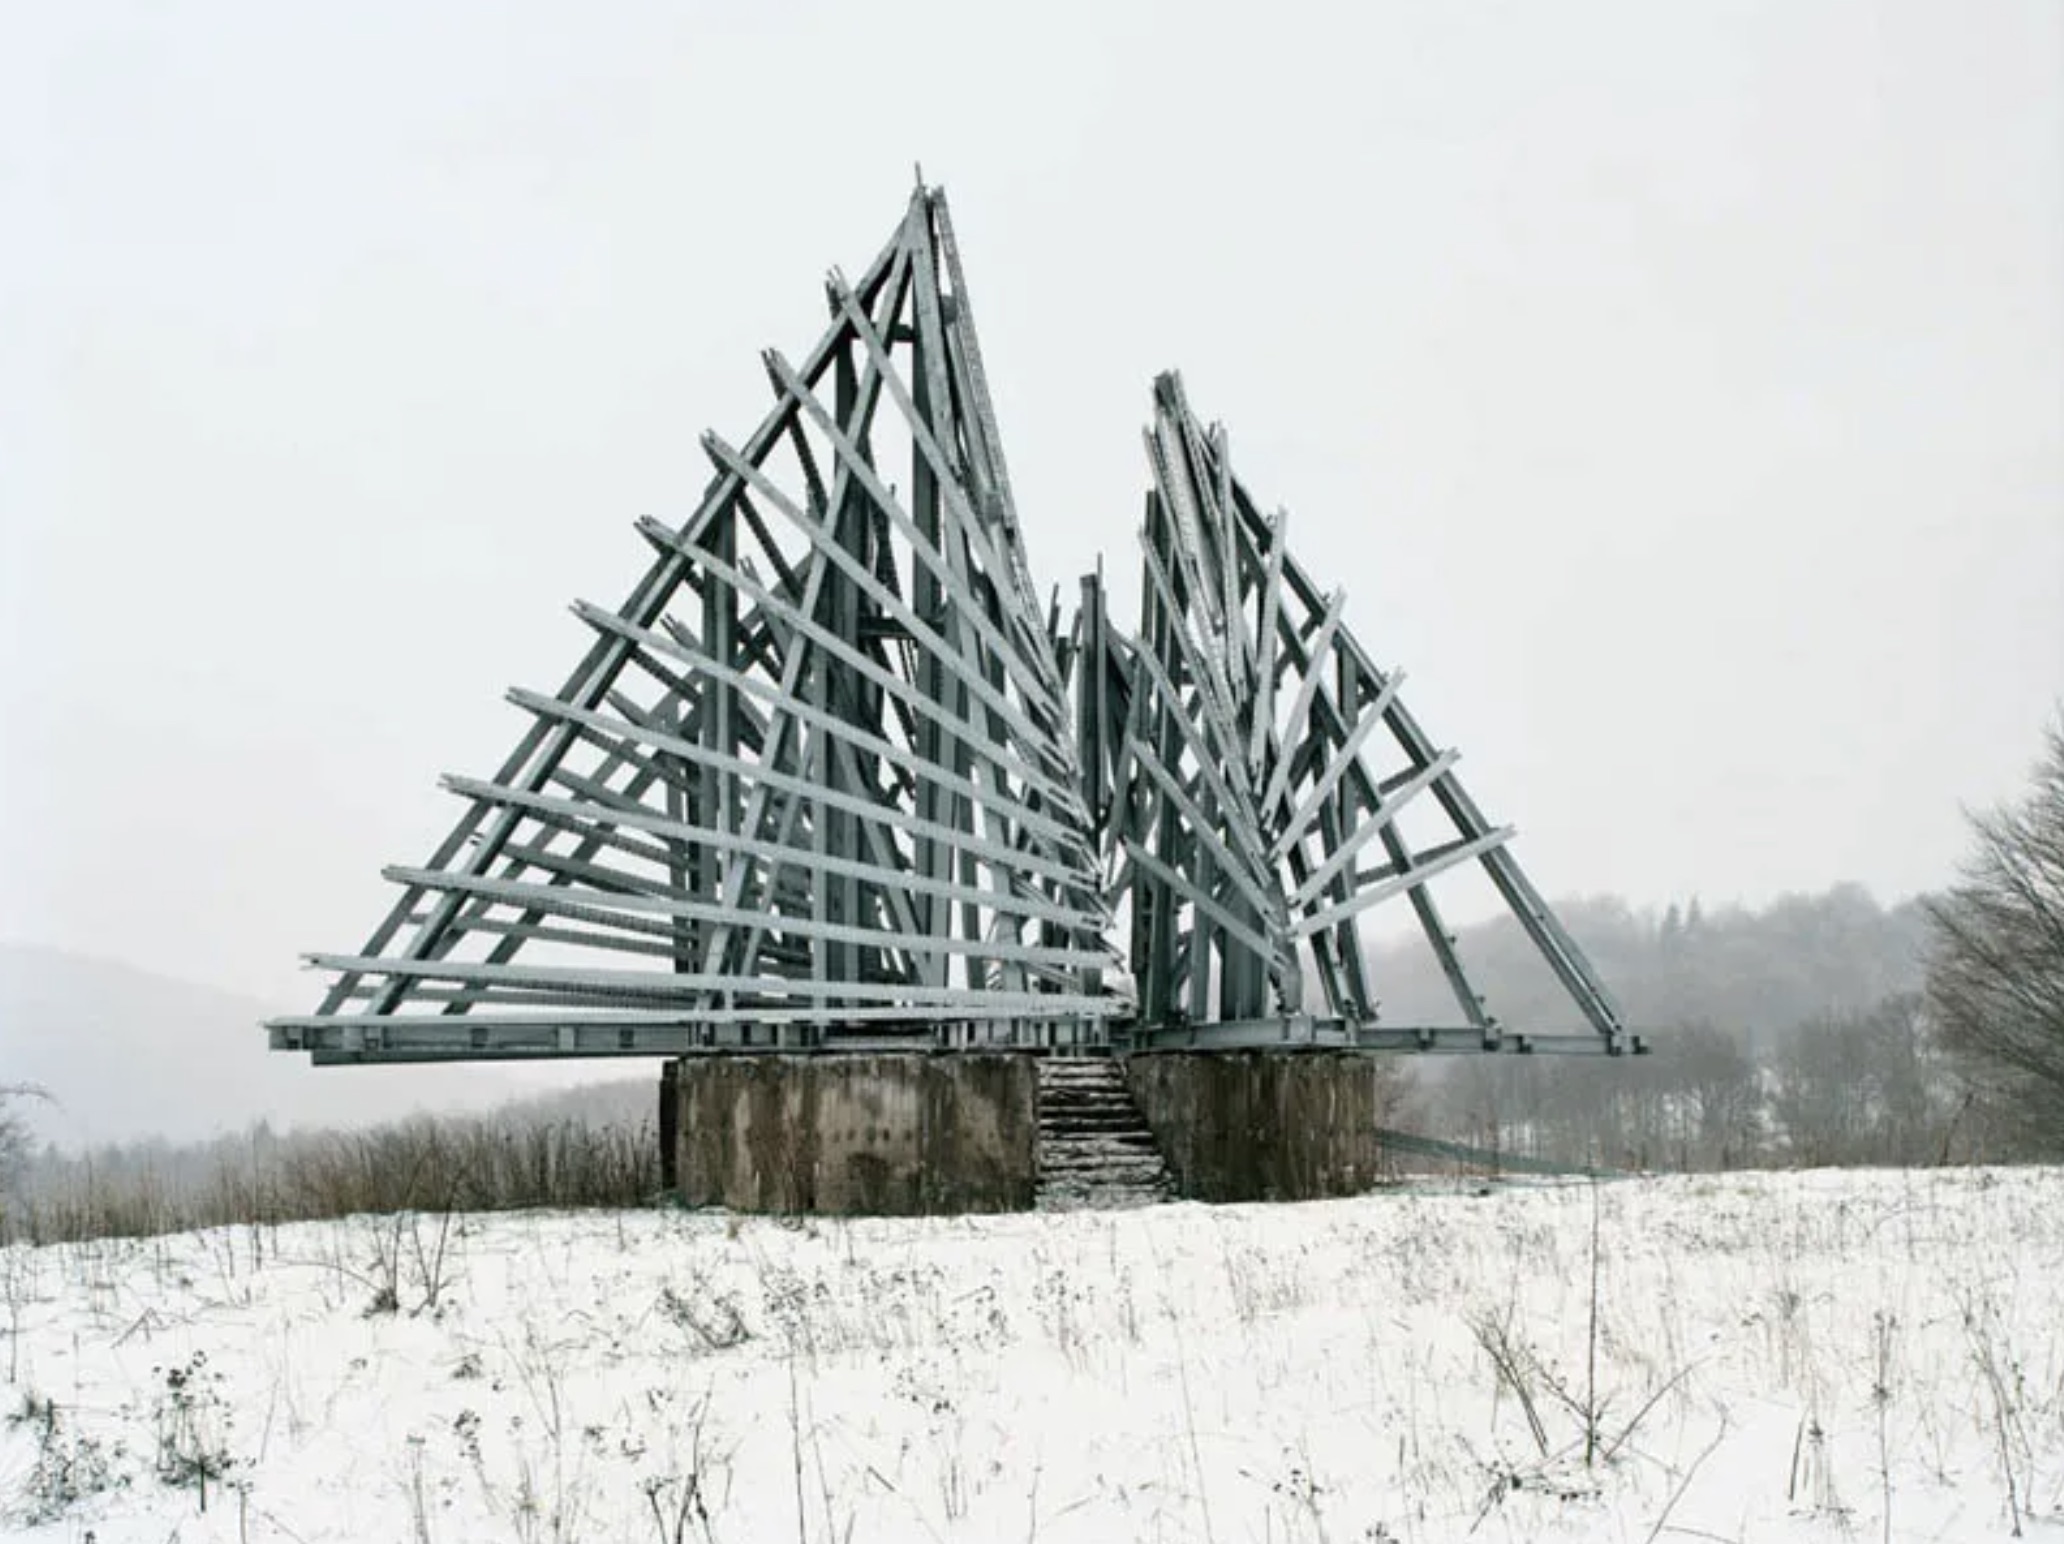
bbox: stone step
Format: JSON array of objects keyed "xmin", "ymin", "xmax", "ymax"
[
  {"xmin": 1040, "ymin": 1179, "xmax": 1167, "ymax": 1193},
  {"xmin": 1042, "ymin": 1185, "xmax": 1169, "ymax": 1201},
  {"xmin": 1034, "ymin": 1066, "xmax": 1137, "ymax": 1089},
  {"xmin": 1039, "ymin": 1163, "xmax": 1169, "ymax": 1183},
  {"xmin": 1037, "ymin": 1085, "xmax": 1136, "ymax": 1102},
  {"xmin": 1038, "ymin": 1108, "xmax": 1157, "ymax": 1128},
  {"xmin": 1038, "ymin": 1111, "xmax": 1153, "ymax": 1133},
  {"xmin": 1040, "ymin": 1106, "xmax": 1139, "ymax": 1131},
  {"xmin": 1038, "ymin": 1088, "xmax": 1137, "ymax": 1105},
  {"xmin": 1041, "ymin": 1137, "xmax": 1157, "ymax": 1155},
  {"xmin": 1040, "ymin": 1135, "xmax": 1162, "ymax": 1156},
  {"xmin": 1040, "ymin": 1153, "xmax": 1166, "ymax": 1172},
  {"xmin": 1037, "ymin": 1194, "xmax": 1167, "ymax": 1213},
  {"xmin": 1040, "ymin": 1170, "xmax": 1170, "ymax": 1190}
]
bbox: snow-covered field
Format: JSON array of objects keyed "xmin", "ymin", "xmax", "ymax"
[{"xmin": 3, "ymin": 1168, "xmax": 2061, "ymax": 1543}]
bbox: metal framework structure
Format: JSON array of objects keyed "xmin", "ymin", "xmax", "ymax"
[
  {"xmin": 269, "ymin": 185, "xmax": 1641, "ymax": 1065},
  {"xmin": 1065, "ymin": 375, "xmax": 1631, "ymax": 1054}
]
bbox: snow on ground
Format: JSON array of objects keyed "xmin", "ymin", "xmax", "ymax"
[{"xmin": 2, "ymin": 1167, "xmax": 2061, "ymax": 1543}]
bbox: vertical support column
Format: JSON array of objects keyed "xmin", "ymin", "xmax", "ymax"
[
  {"xmin": 911, "ymin": 316, "xmax": 948, "ymax": 977},
  {"xmin": 1330, "ymin": 649, "xmax": 1374, "ymax": 1016},
  {"xmin": 1188, "ymin": 786, "xmax": 1217, "ymax": 1024},
  {"xmin": 665, "ymin": 697, "xmax": 695, "ymax": 978},
  {"xmin": 812, "ymin": 346, "xmax": 858, "ymax": 1015},
  {"xmin": 978, "ymin": 609, "xmax": 1026, "ymax": 1002},
  {"xmin": 830, "ymin": 354, "xmax": 868, "ymax": 1002},
  {"xmin": 1143, "ymin": 491, "xmax": 1184, "ymax": 1027},
  {"xmin": 701, "ymin": 519, "xmax": 738, "ymax": 990},
  {"xmin": 1075, "ymin": 571, "xmax": 1107, "ymax": 835},
  {"xmin": 1074, "ymin": 569, "xmax": 1108, "ymax": 1016},
  {"xmin": 658, "ymin": 1059, "xmax": 680, "ymax": 1194}
]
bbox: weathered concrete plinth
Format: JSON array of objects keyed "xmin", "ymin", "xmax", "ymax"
[
  {"xmin": 663, "ymin": 1049, "xmax": 1396, "ymax": 1213},
  {"xmin": 668, "ymin": 1053, "xmax": 1036, "ymax": 1215},
  {"xmin": 1122, "ymin": 1051, "xmax": 1395, "ymax": 1203}
]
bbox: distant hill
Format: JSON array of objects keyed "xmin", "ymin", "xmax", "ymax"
[{"xmin": 0, "ymin": 943, "xmax": 536, "ymax": 1148}]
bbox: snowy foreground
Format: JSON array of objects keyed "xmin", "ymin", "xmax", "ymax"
[{"xmin": 3, "ymin": 1169, "xmax": 2062, "ymax": 1543}]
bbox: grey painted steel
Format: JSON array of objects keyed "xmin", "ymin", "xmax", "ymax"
[
  {"xmin": 273, "ymin": 188, "xmax": 1114, "ymax": 1057},
  {"xmin": 1076, "ymin": 373, "xmax": 1633, "ymax": 1055},
  {"xmin": 269, "ymin": 186, "xmax": 1641, "ymax": 1064}
]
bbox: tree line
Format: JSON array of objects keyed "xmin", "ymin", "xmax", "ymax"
[{"xmin": 1407, "ymin": 718, "xmax": 2064, "ymax": 1171}]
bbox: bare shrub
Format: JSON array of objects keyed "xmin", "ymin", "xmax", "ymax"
[{"xmin": 6, "ymin": 1389, "xmax": 132, "ymax": 1526}]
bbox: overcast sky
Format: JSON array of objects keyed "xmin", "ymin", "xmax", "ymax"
[{"xmin": 3, "ymin": 0, "xmax": 2060, "ymax": 1008}]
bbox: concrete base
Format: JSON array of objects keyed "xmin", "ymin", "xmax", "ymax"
[
  {"xmin": 668, "ymin": 1053, "xmax": 1035, "ymax": 1215},
  {"xmin": 664, "ymin": 1048, "xmax": 1395, "ymax": 1214},
  {"xmin": 1122, "ymin": 1051, "xmax": 1394, "ymax": 1203}
]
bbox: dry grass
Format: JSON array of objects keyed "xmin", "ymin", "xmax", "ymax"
[{"xmin": 3, "ymin": 1110, "xmax": 659, "ymax": 1246}]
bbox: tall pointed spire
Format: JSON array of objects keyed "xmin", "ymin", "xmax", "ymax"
[
  {"xmin": 1074, "ymin": 372, "xmax": 1633, "ymax": 1052},
  {"xmin": 270, "ymin": 189, "xmax": 1117, "ymax": 1062}
]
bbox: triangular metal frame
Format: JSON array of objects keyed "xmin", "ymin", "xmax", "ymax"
[
  {"xmin": 270, "ymin": 188, "xmax": 1118, "ymax": 1063},
  {"xmin": 1064, "ymin": 374, "xmax": 1635, "ymax": 1054}
]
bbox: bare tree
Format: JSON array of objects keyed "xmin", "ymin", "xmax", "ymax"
[
  {"xmin": 1672, "ymin": 1022, "xmax": 1763, "ymax": 1169},
  {"xmin": 1924, "ymin": 717, "xmax": 2064, "ymax": 1152},
  {"xmin": 1771, "ymin": 995, "xmax": 1941, "ymax": 1167},
  {"xmin": 1, "ymin": 1083, "xmax": 50, "ymax": 1194}
]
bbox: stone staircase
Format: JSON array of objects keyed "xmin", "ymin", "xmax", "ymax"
[{"xmin": 1034, "ymin": 1057, "xmax": 1175, "ymax": 1211}]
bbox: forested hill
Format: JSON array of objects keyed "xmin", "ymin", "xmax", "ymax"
[{"xmin": 1366, "ymin": 883, "xmax": 1932, "ymax": 1041}]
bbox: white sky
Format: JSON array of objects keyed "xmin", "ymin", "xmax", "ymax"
[{"xmin": 4, "ymin": 0, "xmax": 2061, "ymax": 1007}]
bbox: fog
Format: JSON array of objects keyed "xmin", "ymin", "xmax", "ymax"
[{"xmin": 4, "ymin": 0, "xmax": 2060, "ymax": 1014}]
